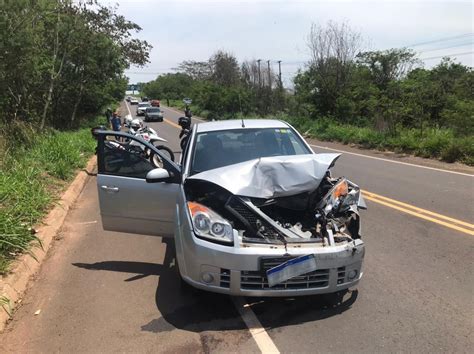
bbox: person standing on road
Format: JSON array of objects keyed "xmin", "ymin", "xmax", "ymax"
[{"xmin": 111, "ymin": 111, "xmax": 121, "ymax": 132}]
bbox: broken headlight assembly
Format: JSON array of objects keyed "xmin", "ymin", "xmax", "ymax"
[
  {"xmin": 319, "ymin": 178, "xmax": 363, "ymax": 215},
  {"xmin": 187, "ymin": 201, "xmax": 234, "ymax": 245}
]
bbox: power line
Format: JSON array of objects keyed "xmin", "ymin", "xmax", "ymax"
[
  {"xmin": 420, "ymin": 51, "xmax": 473, "ymax": 61},
  {"xmin": 418, "ymin": 42, "xmax": 473, "ymax": 53},
  {"xmin": 407, "ymin": 33, "xmax": 473, "ymax": 47},
  {"xmin": 279, "ymin": 60, "xmax": 306, "ymax": 65}
]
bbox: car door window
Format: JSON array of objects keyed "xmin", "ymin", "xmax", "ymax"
[{"xmin": 102, "ymin": 138, "xmax": 155, "ymax": 179}]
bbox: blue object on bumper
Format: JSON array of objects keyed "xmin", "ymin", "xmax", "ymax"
[{"xmin": 266, "ymin": 254, "xmax": 318, "ymax": 287}]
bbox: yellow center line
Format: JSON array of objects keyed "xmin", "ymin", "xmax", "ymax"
[
  {"xmin": 362, "ymin": 190, "xmax": 474, "ymax": 229},
  {"xmin": 163, "ymin": 118, "xmax": 181, "ymax": 129},
  {"xmin": 363, "ymin": 195, "xmax": 474, "ymax": 235}
]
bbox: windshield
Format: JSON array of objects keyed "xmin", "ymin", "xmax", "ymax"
[
  {"xmin": 190, "ymin": 127, "xmax": 312, "ymax": 175},
  {"xmin": 146, "ymin": 108, "xmax": 160, "ymax": 113},
  {"xmin": 138, "ymin": 103, "xmax": 150, "ymax": 107}
]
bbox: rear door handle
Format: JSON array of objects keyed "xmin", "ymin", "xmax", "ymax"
[{"xmin": 101, "ymin": 185, "xmax": 119, "ymax": 193}]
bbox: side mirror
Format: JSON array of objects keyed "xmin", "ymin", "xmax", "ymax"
[{"xmin": 146, "ymin": 168, "xmax": 170, "ymax": 183}]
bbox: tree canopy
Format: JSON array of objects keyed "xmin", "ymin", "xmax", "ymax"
[{"xmin": 1, "ymin": 0, "xmax": 151, "ymax": 130}]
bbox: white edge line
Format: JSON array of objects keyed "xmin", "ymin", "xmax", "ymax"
[
  {"xmin": 310, "ymin": 144, "xmax": 473, "ymax": 177},
  {"xmin": 232, "ymin": 297, "xmax": 280, "ymax": 354}
]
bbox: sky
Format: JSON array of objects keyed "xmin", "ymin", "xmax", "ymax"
[{"xmin": 104, "ymin": 0, "xmax": 473, "ymax": 85}]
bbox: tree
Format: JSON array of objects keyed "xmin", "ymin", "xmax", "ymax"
[
  {"xmin": 0, "ymin": 0, "xmax": 151, "ymax": 130},
  {"xmin": 142, "ymin": 73, "xmax": 193, "ymax": 100},
  {"xmin": 298, "ymin": 21, "xmax": 363, "ymax": 118},
  {"xmin": 175, "ymin": 60, "xmax": 212, "ymax": 81},
  {"xmin": 210, "ymin": 50, "xmax": 240, "ymax": 87},
  {"xmin": 356, "ymin": 48, "xmax": 420, "ymax": 91}
]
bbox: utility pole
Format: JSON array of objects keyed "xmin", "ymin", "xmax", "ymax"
[
  {"xmin": 257, "ymin": 59, "xmax": 262, "ymax": 87},
  {"xmin": 267, "ymin": 60, "xmax": 271, "ymax": 88},
  {"xmin": 277, "ymin": 60, "xmax": 282, "ymax": 88}
]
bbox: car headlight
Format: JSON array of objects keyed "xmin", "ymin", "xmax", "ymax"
[
  {"xmin": 321, "ymin": 178, "xmax": 349, "ymax": 214},
  {"xmin": 187, "ymin": 201, "xmax": 234, "ymax": 245}
]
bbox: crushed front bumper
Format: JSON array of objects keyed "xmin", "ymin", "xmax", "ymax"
[{"xmin": 176, "ymin": 228, "xmax": 365, "ymax": 297}]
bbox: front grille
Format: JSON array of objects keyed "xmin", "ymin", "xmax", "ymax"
[
  {"xmin": 240, "ymin": 257, "xmax": 330, "ymax": 290},
  {"xmin": 220, "ymin": 268, "xmax": 230, "ymax": 288},
  {"xmin": 337, "ymin": 266, "xmax": 346, "ymax": 284}
]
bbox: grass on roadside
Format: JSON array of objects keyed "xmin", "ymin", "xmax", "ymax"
[{"xmin": 0, "ymin": 124, "xmax": 98, "ymax": 274}]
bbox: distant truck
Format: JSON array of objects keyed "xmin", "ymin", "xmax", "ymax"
[{"xmin": 151, "ymin": 99, "xmax": 160, "ymax": 107}]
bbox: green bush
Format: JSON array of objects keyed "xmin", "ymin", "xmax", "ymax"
[
  {"xmin": 417, "ymin": 129, "xmax": 453, "ymax": 158},
  {"xmin": 387, "ymin": 129, "xmax": 420, "ymax": 153}
]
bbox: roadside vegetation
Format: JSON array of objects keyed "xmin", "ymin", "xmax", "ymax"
[
  {"xmin": 143, "ymin": 22, "xmax": 473, "ymax": 165},
  {"xmin": 0, "ymin": 0, "xmax": 151, "ymax": 273},
  {"xmin": 0, "ymin": 125, "xmax": 98, "ymax": 273}
]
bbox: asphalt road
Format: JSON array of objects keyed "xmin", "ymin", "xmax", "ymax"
[{"xmin": 1, "ymin": 101, "xmax": 473, "ymax": 353}]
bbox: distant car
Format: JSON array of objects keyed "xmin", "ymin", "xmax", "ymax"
[
  {"xmin": 126, "ymin": 96, "xmax": 131, "ymax": 102},
  {"xmin": 141, "ymin": 97, "xmax": 149, "ymax": 102},
  {"xmin": 151, "ymin": 99, "xmax": 160, "ymax": 107},
  {"xmin": 136, "ymin": 102, "xmax": 151, "ymax": 116},
  {"xmin": 130, "ymin": 98, "xmax": 139, "ymax": 105},
  {"xmin": 144, "ymin": 107, "xmax": 164, "ymax": 122}
]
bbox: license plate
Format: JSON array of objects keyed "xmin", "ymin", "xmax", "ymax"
[{"xmin": 266, "ymin": 254, "xmax": 318, "ymax": 287}]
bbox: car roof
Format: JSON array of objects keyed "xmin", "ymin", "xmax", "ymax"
[{"xmin": 195, "ymin": 119, "xmax": 290, "ymax": 133}]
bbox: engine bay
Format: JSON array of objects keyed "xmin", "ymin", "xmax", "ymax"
[{"xmin": 184, "ymin": 174, "xmax": 365, "ymax": 247}]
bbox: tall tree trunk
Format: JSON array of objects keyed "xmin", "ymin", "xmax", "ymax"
[
  {"xmin": 70, "ymin": 80, "xmax": 84, "ymax": 123},
  {"xmin": 40, "ymin": 51, "xmax": 66, "ymax": 130},
  {"xmin": 40, "ymin": 9, "xmax": 64, "ymax": 130},
  {"xmin": 40, "ymin": 81, "xmax": 54, "ymax": 130}
]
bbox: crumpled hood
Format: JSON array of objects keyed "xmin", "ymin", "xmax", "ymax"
[{"xmin": 188, "ymin": 153, "xmax": 341, "ymax": 199}]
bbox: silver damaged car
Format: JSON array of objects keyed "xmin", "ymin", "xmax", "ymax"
[{"xmin": 94, "ymin": 119, "xmax": 366, "ymax": 296}]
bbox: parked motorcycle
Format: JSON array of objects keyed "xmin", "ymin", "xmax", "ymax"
[{"xmin": 126, "ymin": 118, "xmax": 175, "ymax": 167}]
